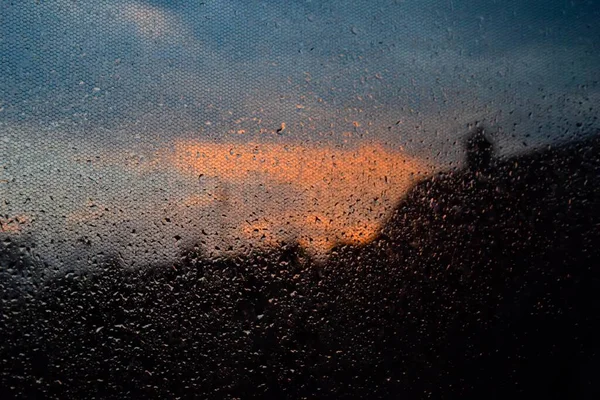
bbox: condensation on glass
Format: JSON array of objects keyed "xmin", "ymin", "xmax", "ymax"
[{"xmin": 1, "ymin": 1, "xmax": 599, "ymax": 398}]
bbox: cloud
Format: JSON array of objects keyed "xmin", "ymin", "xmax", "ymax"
[
  {"xmin": 0, "ymin": 125, "xmax": 429, "ymax": 272},
  {"xmin": 1, "ymin": 0, "xmax": 597, "ymax": 148},
  {"xmin": 119, "ymin": 2, "xmax": 180, "ymax": 40}
]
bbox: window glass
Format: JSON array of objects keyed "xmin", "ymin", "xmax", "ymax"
[{"xmin": 1, "ymin": 1, "xmax": 599, "ymax": 398}]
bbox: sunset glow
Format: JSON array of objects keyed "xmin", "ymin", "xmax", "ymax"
[
  {"xmin": 1, "ymin": 133, "xmax": 430, "ymax": 265},
  {"xmin": 166, "ymin": 140, "xmax": 428, "ymax": 255}
]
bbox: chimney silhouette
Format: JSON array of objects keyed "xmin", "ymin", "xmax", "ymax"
[{"xmin": 465, "ymin": 124, "xmax": 494, "ymax": 174}]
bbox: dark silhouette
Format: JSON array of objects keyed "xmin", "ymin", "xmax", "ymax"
[
  {"xmin": 465, "ymin": 123, "xmax": 494, "ymax": 174},
  {"xmin": 1, "ymin": 130, "xmax": 600, "ymax": 399}
]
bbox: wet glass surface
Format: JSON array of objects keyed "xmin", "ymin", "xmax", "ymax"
[{"xmin": 1, "ymin": 1, "xmax": 599, "ymax": 398}]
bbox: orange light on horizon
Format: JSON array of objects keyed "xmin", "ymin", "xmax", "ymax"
[
  {"xmin": 0, "ymin": 214, "xmax": 32, "ymax": 234},
  {"xmin": 4, "ymin": 136, "xmax": 431, "ymax": 266},
  {"xmin": 167, "ymin": 140, "xmax": 428, "ymax": 256}
]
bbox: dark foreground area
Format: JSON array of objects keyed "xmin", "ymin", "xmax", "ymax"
[{"xmin": 2, "ymin": 131, "xmax": 600, "ymax": 399}]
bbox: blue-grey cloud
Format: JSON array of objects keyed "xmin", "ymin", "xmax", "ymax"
[{"xmin": 1, "ymin": 0, "xmax": 598, "ymax": 152}]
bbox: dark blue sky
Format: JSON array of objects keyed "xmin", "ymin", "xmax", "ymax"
[{"xmin": 1, "ymin": 0, "xmax": 599, "ymax": 159}]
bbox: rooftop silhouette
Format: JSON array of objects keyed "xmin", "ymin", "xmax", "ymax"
[
  {"xmin": 2, "ymin": 130, "xmax": 600, "ymax": 399},
  {"xmin": 465, "ymin": 123, "xmax": 494, "ymax": 174}
]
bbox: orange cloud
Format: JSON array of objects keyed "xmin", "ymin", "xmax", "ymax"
[
  {"xmin": 0, "ymin": 214, "xmax": 32, "ymax": 234},
  {"xmin": 166, "ymin": 140, "xmax": 428, "ymax": 255}
]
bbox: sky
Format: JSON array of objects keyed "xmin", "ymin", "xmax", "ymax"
[{"xmin": 1, "ymin": 0, "xmax": 599, "ymax": 272}]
